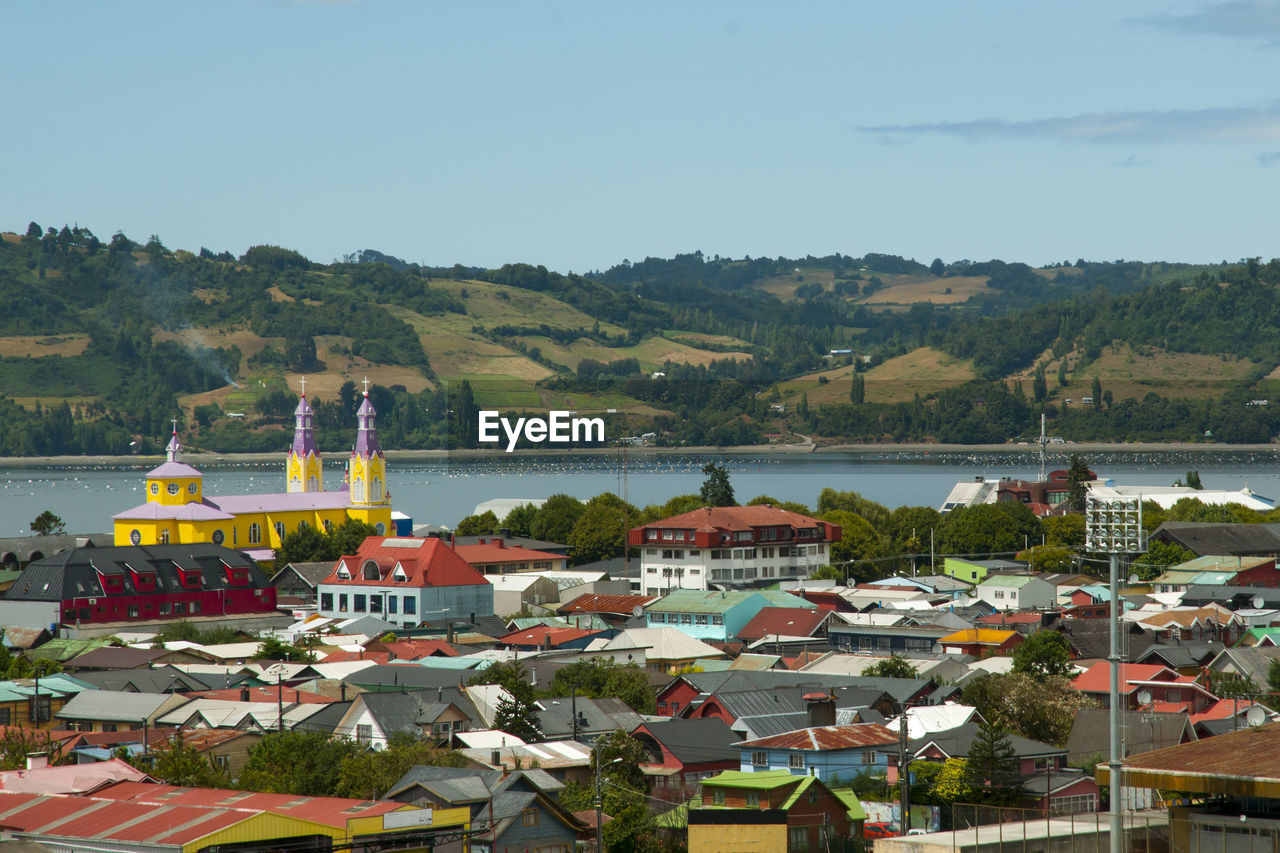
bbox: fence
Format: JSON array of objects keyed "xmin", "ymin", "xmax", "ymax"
[{"xmin": 940, "ymin": 804, "xmax": 1172, "ymax": 853}]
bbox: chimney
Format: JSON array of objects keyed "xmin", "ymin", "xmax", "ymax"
[
  {"xmin": 438, "ymin": 686, "xmax": 443, "ymax": 702},
  {"xmin": 499, "ymin": 528, "xmax": 511, "ymax": 538},
  {"xmin": 340, "ymin": 683, "xmax": 347, "ymax": 701},
  {"xmin": 491, "ymin": 750, "xmax": 501, "ymax": 766},
  {"xmin": 25, "ymin": 753, "xmax": 48, "ymax": 771},
  {"xmin": 495, "ymin": 538, "xmax": 505, "ymax": 549},
  {"xmin": 803, "ymin": 691, "xmax": 837, "ymax": 728},
  {"xmin": 240, "ymin": 686, "xmax": 250, "ymax": 702}
]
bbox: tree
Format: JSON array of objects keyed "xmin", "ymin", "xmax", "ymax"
[
  {"xmin": 240, "ymin": 731, "xmax": 361, "ymax": 795},
  {"xmin": 1268, "ymin": 658, "xmax": 1280, "ymax": 696},
  {"xmin": 471, "ymin": 661, "xmax": 543, "ymax": 742},
  {"xmin": 567, "ymin": 494, "xmax": 634, "ymax": 566},
  {"xmin": 1011, "ymin": 630, "xmax": 1072, "ymax": 680},
  {"xmin": 1185, "ymin": 470, "xmax": 1203, "ymax": 490},
  {"xmin": 455, "ymin": 510, "xmax": 498, "ymax": 536},
  {"xmin": 965, "ymin": 719, "xmax": 1023, "ymax": 802},
  {"xmin": 334, "ymin": 732, "xmax": 466, "ymax": 800},
  {"xmin": 1042, "ymin": 514, "xmax": 1086, "ymax": 548},
  {"xmin": 1090, "ymin": 376, "xmax": 1102, "ymax": 411},
  {"xmin": 1066, "ymin": 453, "xmax": 1091, "ymax": 514},
  {"xmin": 821, "ymin": 510, "xmax": 885, "ymax": 583},
  {"xmin": 30, "ymin": 510, "xmax": 65, "ymax": 536},
  {"xmin": 930, "ymin": 258, "xmax": 945, "ymax": 276},
  {"xmin": 851, "ymin": 373, "xmax": 865, "ymax": 404},
  {"xmin": 936, "ymin": 503, "xmax": 1042, "ymax": 556},
  {"xmin": 1016, "ymin": 545, "xmax": 1076, "ymax": 573},
  {"xmin": 592, "ymin": 729, "xmax": 650, "ymax": 815},
  {"xmin": 962, "ymin": 673, "xmax": 1097, "ymax": 746},
  {"xmin": 529, "ymin": 494, "xmax": 586, "ymax": 544},
  {"xmin": 256, "ymin": 636, "xmax": 315, "ymax": 662},
  {"xmin": 863, "ymin": 655, "xmax": 918, "ymax": 679},
  {"xmin": 546, "ymin": 658, "xmax": 656, "ymax": 714},
  {"xmin": 1032, "ymin": 365, "xmax": 1047, "ymax": 403},
  {"xmin": 746, "ymin": 494, "xmax": 812, "ymax": 515},
  {"xmin": 502, "ymin": 502, "xmax": 539, "ymax": 536},
  {"xmin": 146, "ymin": 731, "xmax": 231, "ymax": 787},
  {"xmin": 0, "ymin": 727, "xmax": 69, "ymax": 770},
  {"xmin": 1129, "ymin": 540, "xmax": 1195, "ymax": 581},
  {"xmin": 699, "ymin": 462, "xmax": 735, "ymax": 507}
]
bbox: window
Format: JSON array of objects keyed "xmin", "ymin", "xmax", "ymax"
[
  {"xmin": 320, "ymin": 593, "xmax": 333, "ymax": 611},
  {"xmin": 357, "ymin": 724, "xmax": 372, "ymax": 743},
  {"xmin": 28, "ymin": 695, "xmax": 51, "ymax": 723},
  {"xmin": 522, "ymin": 808, "xmax": 539, "ymax": 826},
  {"xmin": 248, "ymin": 523, "xmax": 262, "ymax": 545},
  {"xmin": 159, "ymin": 530, "xmax": 170, "ymax": 544},
  {"xmin": 274, "ymin": 522, "xmax": 285, "ymax": 541},
  {"xmin": 353, "ymin": 594, "xmax": 366, "ymax": 612},
  {"xmin": 160, "ymin": 602, "xmax": 171, "ymax": 615},
  {"xmin": 746, "ymin": 791, "xmax": 760, "ymax": 806},
  {"xmin": 388, "ymin": 596, "xmax": 397, "ymax": 614},
  {"xmin": 789, "ymin": 754, "xmax": 804, "ymax": 769},
  {"xmin": 862, "ymin": 751, "xmax": 875, "ymax": 764},
  {"xmin": 128, "ymin": 604, "xmax": 139, "ymax": 618},
  {"xmin": 338, "ymin": 594, "xmax": 348, "ymax": 611},
  {"xmin": 167, "ymin": 482, "xmax": 180, "ymax": 495},
  {"xmin": 711, "ymin": 615, "xmax": 722, "ymax": 625},
  {"xmin": 404, "ymin": 597, "xmax": 416, "ymax": 614},
  {"xmin": 0, "ymin": 709, "xmax": 9, "ymax": 725},
  {"xmin": 681, "ymin": 614, "xmax": 693, "ymax": 624},
  {"xmin": 695, "ymin": 615, "xmax": 708, "ymax": 625},
  {"xmin": 712, "ymin": 789, "xmax": 726, "ymax": 805},
  {"xmin": 370, "ymin": 596, "xmax": 382, "ymax": 613},
  {"xmin": 1165, "ymin": 688, "xmax": 1181, "ymax": 702},
  {"xmin": 150, "ymin": 483, "xmax": 159, "ymax": 495},
  {"xmin": 789, "ymin": 826, "xmax": 808, "ymax": 850},
  {"xmin": 752, "ymin": 751, "xmax": 768, "ymax": 767},
  {"xmin": 190, "ymin": 601, "xmax": 200, "ymax": 614},
  {"xmin": 323, "ymin": 519, "xmax": 334, "ymax": 533},
  {"xmin": 173, "ymin": 602, "xmax": 186, "ymax": 615}
]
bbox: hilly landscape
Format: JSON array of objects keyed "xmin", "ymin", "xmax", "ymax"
[{"xmin": 3, "ymin": 221, "xmax": 1280, "ymax": 456}]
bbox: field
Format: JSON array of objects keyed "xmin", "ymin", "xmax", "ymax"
[
  {"xmin": 0, "ymin": 335, "xmax": 90, "ymax": 357},
  {"xmin": 1011, "ymin": 344, "xmax": 1261, "ymax": 402},
  {"xmin": 775, "ymin": 347, "xmax": 976, "ymax": 405},
  {"xmin": 755, "ymin": 269, "xmax": 989, "ymax": 306},
  {"xmin": 432, "ymin": 278, "xmax": 628, "ymax": 335}
]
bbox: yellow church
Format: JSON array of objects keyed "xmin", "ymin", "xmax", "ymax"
[{"xmin": 113, "ymin": 380, "xmax": 393, "ymax": 558}]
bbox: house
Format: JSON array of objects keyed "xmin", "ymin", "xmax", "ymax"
[
  {"xmin": 556, "ymin": 592, "xmax": 657, "ymax": 626},
  {"xmin": 0, "ymin": 674, "xmax": 93, "ymax": 729},
  {"xmin": 627, "ymin": 505, "xmax": 842, "ymax": 594},
  {"xmin": 730, "ymin": 606, "xmax": 831, "ymax": 644},
  {"xmin": 0, "ymin": 543, "xmax": 280, "ymax": 632},
  {"xmin": 912, "ymin": 721, "xmax": 1067, "ymax": 775},
  {"xmin": 942, "ymin": 558, "xmax": 1027, "ymax": 585},
  {"xmin": 54, "ymin": 689, "xmax": 191, "ymax": 733},
  {"xmin": 1148, "ymin": 521, "xmax": 1280, "ymax": 558},
  {"xmin": 975, "ymin": 574, "xmax": 1056, "ymax": 611},
  {"xmin": 631, "ymin": 717, "xmax": 742, "ymax": 802},
  {"xmin": 826, "ymin": 618, "xmax": 953, "ymax": 654},
  {"xmin": 333, "ymin": 687, "xmax": 483, "ymax": 749},
  {"xmin": 1132, "ymin": 603, "xmax": 1242, "ymax": 645},
  {"xmin": 645, "ymin": 589, "xmax": 815, "ymax": 643},
  {"xmin": 1203, "ymin": 645, "xmax": 1280, "ymax": 691},
  {"xmin": 385, "ymin": 765, "xmax": 585, "ymax": 853},
  {"xmin": 458, "ymin": 740, "xmax": 594, "ymax": 785},
  {"xmin": 452, "ymin": 538, "xmax": 569, "ymax": 574},
  {"xmin": 585, "ymin": 627, "xmax": 728, "ymax": 673},
  {"xmin": 269, "ymin": 560, "xmax": 333, "ymax": 605},
  {"xmin": 489, "ymin": 572, "xmax": 561, "ymax": 616},
  {"xmin": 864, "ymin": 575, "xmax": 972, "ymax": 599},
  {"xmin": 62, "ymin": 645, "xmax": 206, "ymax": 671},
  {"xmin": 1070, "ymin": 662, "xmax": 1220, "ymax": 714},
  {"xmin": 1021, "ymin": 769, "xmax": 1100, "ymax": 815},
  {"xmin": 689, "ymin": 770, "xmax": 865, "ymax": 853},
  {"xmin": 938, "ymin": 628, "xmax": 1024, "ymax": 657},
  {"xmin": 317, "ymin": 536, "xmax": 495, "ymax": 629},
  {"xmin": 795, "ymin": 650, "xmax": 971, "ymax": 686},
  {"xmin": 536, "ymin": 695, "xmax": 644, "ymax": 741},
  {"xmin": 734, "ymin": 721, "xmax": 899, "ymax": 782}
]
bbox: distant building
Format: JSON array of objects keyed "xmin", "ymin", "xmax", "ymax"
[{"xmin": 689, "ymin": 770, "xmax": 865, "ymax": 853}]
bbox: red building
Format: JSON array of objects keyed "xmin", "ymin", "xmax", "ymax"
[
  {"xmin": 996, "ymin": 468, "xmax": 1093, "ymax": 517},
  {"xmin": 631, "ymin": 718, "xmax": 741, "ymax": 803},
  {"xmin": 0, "ymin": 544, "xmax": 276, "ymax": 629},
  {"xmin": 1070, "ymin": 662, "xmax": 1221, "ymax": 713}
]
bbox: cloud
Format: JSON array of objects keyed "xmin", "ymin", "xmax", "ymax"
[
  {"xmin": 1259, "ymin": 150, "xmax": 1280, "ymax": 165},
  {"xmin": 860, "ymin": 103, "xmax": 1280, "ymax": 145},
  {"xmin": 1130, "ymin": 1, "xmax": 1280, "ymax": 44}
]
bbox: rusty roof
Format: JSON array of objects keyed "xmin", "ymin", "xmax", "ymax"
[
  {"xmin": 1098, "ymin": 720, "xmax": 1280, "ymax": 797},
  {"xmin": 92, "ymin": 781, "xmax": 405, "ymax": 826},
  {"xmin": 558, "ymin": 593, "xmax": 657, "ymax": 615},
  {"xmin": 734, "ymin": 722, "xmax": 899, "ymax": 751}
]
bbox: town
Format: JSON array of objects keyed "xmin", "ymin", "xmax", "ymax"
[{"xmin": 0, "ymin": 389, "xmax": 1271, "ymax": 853}]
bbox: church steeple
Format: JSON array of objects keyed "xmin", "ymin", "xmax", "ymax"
[
  {"xmin": 348, "ymin": 378, "xmax": 387, "ymax": 506},
  {"xmin": 286, "ymin": 377, "xmax": 323, "ymax": 493},
  {"xmin": 166, "ymin": 419, "xmax": 182, "ymax": 462}
]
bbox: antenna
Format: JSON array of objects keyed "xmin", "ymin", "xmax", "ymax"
[{"xmin": 1038, "ymin": 413, "xmax": 1047, "ymax": 482}]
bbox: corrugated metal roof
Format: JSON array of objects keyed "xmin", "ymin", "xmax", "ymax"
[
  {"xmin": 56, "ymin": 689, "xmax": 185, "ymax": 723},
  {"xmin": 735, "ymin": 722, "xmax": 898, "ymax": 751}
]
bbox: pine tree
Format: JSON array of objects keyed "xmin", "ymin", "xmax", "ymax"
[{"xmin": 966, "ymin": 720, "xmax": 1023, "ymax": 803}]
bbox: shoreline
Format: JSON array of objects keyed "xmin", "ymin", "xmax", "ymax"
[{"xmin": 1, "ymin": 441, "xmax": 1277, "ymax": 468}]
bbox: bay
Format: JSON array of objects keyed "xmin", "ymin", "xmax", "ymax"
[{"xmin": 4, "ymin": 448, "xmax": 1280, "ymax": 538}]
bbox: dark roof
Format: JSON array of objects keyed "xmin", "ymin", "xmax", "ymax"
[
  {"xmin": 737, "ymin": 607, "xmax": 829, "ymax": 642},
  {"xmin": 74, "ymin": 665, "xmax": 224, "ymax": 694},
  {"xmin": 5, "ymin": 543, "xmax": 266, "ymax": 602},
  {"xmin": 1065, "ymin": 709, "xmax": 1196, "ymax": 765},
  {"xmin": 1208, "ymin": 646, "xmax": 1280, "ymax": 687},
  {"xmin": 674, "ymin": 669, "xmax": 937, "ymax": 705},
  {"xmin": 63, "ymin": 646, "xmax": 174, "ymax": 671},
  {"xmin": 0, "ymin": 534, "xmax": 110, "ymax": 563},
  {"xmin": 537, "ymin": 696, "xmax": 644, "ymax": 739},
  {"xmin": 270, "ymin": 561, "xmax": 334, "ymax": 587},
  {"xmin": 1135, "ymin": 643, "xmax": 1218, "ymax": 670},
  {"xmin": 289, "ymin": 700, "xmax": 353, "ymax": 735},
  {"xmin": 632, "ymin": 717, "xmax": 741, "ymax": 764},
  {"xmin": 694, "ymin": 685, "xmax": 889, "ymax": 724},
  {"xmin": 1021, "ymin": 769, "xmax": 1096, "ymax": 795},
  {"xmin": 344, "ymin": 664, "xmax": 476, "ymax": 691},
  {"xmin": 1151, "ymin": 522, "xmax": 1280, "ymax": 557},
  {"xmin": 356, "ymin": 688, "xmax": 483, "ymax": 736},
  {"xmin": 1057, "ymin": 620, "xmax": 1157, "ymax": 662},
  {"xmin": 452, "ymin": 534, "xmax": 568, "ymax": 555}
]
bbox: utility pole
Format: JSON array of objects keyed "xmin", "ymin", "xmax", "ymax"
[
  {"xmin": 594, "ymin": 750, "xmax": 605, "ymax": 853},
  {"xmin": 898, "ymin": 709, "xmax": 910, "ymax": 833}
]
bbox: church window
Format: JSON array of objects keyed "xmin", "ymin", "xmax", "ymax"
[
  {"xmin": 212, "ymin": 529, "xmax": 225, "ymax": 545},
  {"xmin": 167, "ymin": 483, "xmax": 180, "ymax": 495},
  {"xmin": 352, "ymin": 481, "xmax": 366, "ymax": 502},
  {"xmin": 188, "ymin": 483, "xmax": 198, "ymax": 494},
  {"xmin": 372, "ymin": 477, "xmax": 383, "ymax": 498},
  {"xmin": 375, "ymin": 523, "xmax": 386, "ymax": 535},
  {"xmin": 150, "ymin": 483, "xmax": 159, "ymax": 495},
  {"xmin": 362, "ymin": 560, "xmax": 381, "ymax": 580},
  {"xmin": 290, "ymin": 477, "xmax": 301, "ymax": 491},
  {"xmin": 308, "ymin": 476, "xmax": 319, "ymax": 491},
  {"xmin": 323, "ymin": 519, "xmax": 334, "ymax": 533},
  {"xmin": 297, "ymin": 521, "xmax": 308, "ymax": 532},
  {"xmin": 274, "ymin": 522, "xmax": 285, "ymax": 542},
  {"xmin": 159, "ymin": 530, "xmax": 170, "ymax": 544},
  {"xmin": 248, "ymin": 524, "xmax": 262, "ymax": 545}
]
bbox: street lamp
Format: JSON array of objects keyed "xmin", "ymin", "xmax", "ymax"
[
  {"xmin": 1085, "ymin": 492, "xmax": 1146, "ymax": 853},
  {"xmin": 595, "ymin": 755, "xmax": 624, "ymax": 853}
]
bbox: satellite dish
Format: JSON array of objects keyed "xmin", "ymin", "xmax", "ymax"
[
  {"xmin": 1128, "ymin": 574, "xmax": 1139, "ymax": 585},
  {"xmin": 1253, "ymin": 595, "xmax": 1265, "ymax": 610},
  {"xmin": 1247, "ymin": 705, "xmax": 1266, "ymax": 728},
  {"xmin": 1136, "ymin": 689, "xmax": 1153, "ymax": 707},
  {"xmin": 633, "ymin": 605, "xmax": 644, "ymax": 618}
]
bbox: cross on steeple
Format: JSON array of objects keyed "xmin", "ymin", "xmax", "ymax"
[
  {"xmin": 362, "ymin": 376, "xmax": 370, "ymax": 396},
  {"xmin": 299, "ymin": 376, "xmax": 306, "ymax": 397},
  {"xmin": 171, "ymin": 418, "xmax": 178, "ymax": 435}
]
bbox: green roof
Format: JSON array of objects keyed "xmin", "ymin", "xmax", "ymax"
[
  {"xmin": 1239, "ymin": 627, "xmax": 1280, "ymax": 646},
  {"xmin": 702, "ymin": 770, "xmax": 802, "ymax": 790},
  {"xmin": 24, "ymin": 637, "xmax": 112, "ymax": 662},
  {"xmin": 1174, "ymin": 555, "xmax": 1263, "ymax": 573},
  {"xmin": 831, "ymin": 788, "xmax": 867, "ymax": 822},
  {"xmin": 654, "ymin": 804, "xmax": 689, "ymax": 828},
  {"xmin": 779, "ymin": 776, "xmax": 816, "ymax": 809}
]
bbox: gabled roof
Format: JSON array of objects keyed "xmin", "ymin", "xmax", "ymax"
[
  {"xmin": 55, "ymin": 690, "xmax": 187, "ymax": 723},
  {"xmin": 597, "ymin": 628, "xmax": 726, "ymax": 661},
  {"xmin": 913, "ymin": 721, "xmax": 1064, "ymax": 761},
  {"xmin": 453, "ymin": 542, "xmax": 566, "ymax": 565},
  {"xmin": 1070, "ymin": 662, "xmax": 1177, "ymax": 694},
  {"xmin": 977, "ymin": 575, "xmax": 1044, "ymax": 589},
  {"xmin": 735, "ymin": 722, "xmax": 898, "ymax": 751},
  {"xmin": 938, "ymin": 628, "xmax": 1020, "ymax": 645},
  {"xmin": 737, "ymin": 607, "xmax": 829, "ymax": 642},
  {"xmin": 321, "ymin": 537, "xmax": 489, "ymax": 588},
  {"xmin": 63, "ymin": 646, "xmax": 175, "ymax": 671},
  {"xmin": 632, "ymin": 717, "xmax": 741, "ymax": 763},
  {"xmin": 636, "ymin": 505, "xmax": 830, "ymax": 532},
  {"xmin": 558, "ymin": 593, "xmax": 657, "ymax": 616},
  {"xmin": 270, "ymin": 561, "xmax": 334, "ymax": 587},
  {"xmin": 1151, "ymin": 522, "xmax": 1280, "ymax": 557}
]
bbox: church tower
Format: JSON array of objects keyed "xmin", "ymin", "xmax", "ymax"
[
  {"xmin": 286, "ymin": 378, "xmax": 324, "ymax": 493},
  {"xmin": 348, "ymin": 378, "xmax": 387, "ymax": 508},
  {"xmin": 145, "ymin": 421, "xmax": 203, "ymax": 507}
]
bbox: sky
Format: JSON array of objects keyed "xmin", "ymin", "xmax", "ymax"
[{"xmin": 7, "ymin": 1, "xmax": 1280, "ymax": 274}]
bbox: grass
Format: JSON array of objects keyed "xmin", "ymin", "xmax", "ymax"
[
  {"xmin": 775, "ymin": 347, "xmax": 976, "ymax": 405},
  {"xmin": 431, "ymin": 278, "xmax": 628, "ymax": 335},
  {"xmin": 1013, "ymin": 343, "xmax": 1260, "ymax": 403},
  {"xmin": 0, "ymin": 335, "xmax": 90, "ymax": 357}
]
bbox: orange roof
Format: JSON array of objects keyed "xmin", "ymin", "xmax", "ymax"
[
  {"xmin": 634, "ymin": 504, "xmax": 830, "ymax": 533},
  {"xmin": 322, "ymin": 537, "xmax": 489, "ymax": 588},
  {"xmin": 938, "ymin": 628, "xmax": 1020, "ymax": 645},
  {"xmin": 187, "ymin": 686, "xmax": 337, "ymax": 704},
  {"xmin": 382, "ymin": 639, "xmax": 460, "ymax": 659},
  {"xmin": 497, "ymin": 625, "xmax": 602, "ymax": 647},
  {"xmin": 453, "ymin": 542, "xmax": 566, "ymax": 564},
  {"xmin": 1071, "ymin": 662, "xmax": 1177, "ymax": 694},
  {"xmin": 558, "ymin": 593, "xmax": 658, "ymax": 615}
]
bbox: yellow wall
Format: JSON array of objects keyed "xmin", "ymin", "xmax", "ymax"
[
  {"xmin": 186, "ymin": 805, "xmax": 469, "ymax": 853},
  {"xmin": 689, "ymin": 823, "xmax": 786, "ymax": 853}
]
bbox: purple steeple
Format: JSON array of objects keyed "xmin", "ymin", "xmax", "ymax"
[
  {"xmin": 165, "ymin": 426, "xmax": 182, "ymax": 462},
  {"xmin": 353, "ymin": 382, "xmax": 381, "ymax": 457},
  {"xmin": 291, "ymin": 389, "xmax": 319, "ymax": 458}
]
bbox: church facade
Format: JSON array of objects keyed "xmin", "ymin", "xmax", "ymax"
[{"xmin": 113, "ymin": 382, "xmax": 394, "ymax": 558}]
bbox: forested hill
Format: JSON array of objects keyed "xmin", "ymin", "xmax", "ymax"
[{"xmin": 1, "ymin": 220, "xmax": 1279, "ymax": 455}]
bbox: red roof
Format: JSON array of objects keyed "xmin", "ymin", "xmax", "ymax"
[
  {"xmin": 381, "ymin": 639, "xmax": 460, "ymax": 659},
  {"xmin": 636, "ymin": 504, "xmax": 830, "ymax": 533},
  {"xmin": 736, "ymin": 723, "xmax": 898, "ymax": 751},
  {"xmin": 736, "ymin": 607, "xmax": 830, "ymax": 642},
  {"xmin": 321, "ymin": 537, "xmax": 489, "ymax": 588},
  {"xmin": 558, "ymin": 593, "xmax": 658, "ymax": 616},
  {"xmin": 0, "ymin": 791, "xmax": 247, "ymax": 844},
  {"xmin": 452, "ymin": 541, "xmax": 566, "ymax": 565},
  {"xmin": 496, "ymin": 625, "xmax": 602, "ymax": 648},
  {"xmin": 93, "ymin": 781, "xmax": 406, "ymax": 827},
  {"xmin": 1071, "ymin": 662, "xmax": 1179, "ymax": 694}
]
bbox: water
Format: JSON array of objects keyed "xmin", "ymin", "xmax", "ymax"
[{"xmin": 4, "ymin": 448, "xmax": 1280, "ymax": 537}]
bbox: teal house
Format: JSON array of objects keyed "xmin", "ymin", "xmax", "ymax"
[{"xmin": 646, "ymin": 589, "xmax": 815, "ymax": 642}]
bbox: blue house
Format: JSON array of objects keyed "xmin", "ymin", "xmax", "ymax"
[
  {"xmin": 645, "ymin": 589, "xmax": 815, "ymax": 642},
  {"xmin": 733, "ymin": 720, "xmax": 900, "ymax": 784}
]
